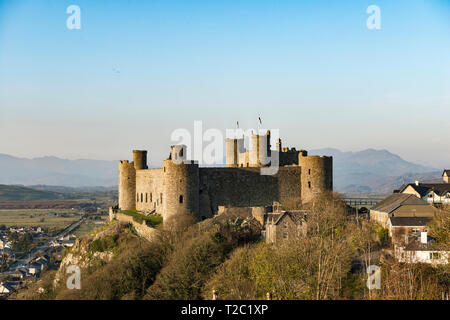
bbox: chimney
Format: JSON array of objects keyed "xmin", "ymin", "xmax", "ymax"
[
  {"xmin": 415, "ymin": 180, "xmax": 419, "ymax": 186},
  {"xmin": 420, "ymin": 231, "xmax": 427, "ymax": 244}
]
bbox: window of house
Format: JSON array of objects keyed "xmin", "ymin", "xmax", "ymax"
[
  {"xmin": 283, "ymin": 222, "xmax": 288, "ymax": 229},
  {"xmin": 308, "ymin": 169, "xmax": 311, "ymax": 175},
  {"xmin": 179, "ymin": 195, "xmax": 183, "ymax": 204},
  {"xmin": 283, "ymin": 232, "xmax": 288, "ymax": 240},
  {"xmin": 308, "ymin": 181, "xmax": 311, "ymax": 188}
]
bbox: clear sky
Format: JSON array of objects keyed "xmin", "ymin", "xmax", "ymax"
[{"xmin": 0, "ymin": 0, "xmax": 449, "ymax": 168}]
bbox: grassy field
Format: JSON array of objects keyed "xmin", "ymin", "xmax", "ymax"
[
  {"xmin": 0, "ymin": 209, "xmax": 81, "ymax": 229},
  {"xmin": 72, "ymin": 217, "xmax": 108, "ymax": 237}
]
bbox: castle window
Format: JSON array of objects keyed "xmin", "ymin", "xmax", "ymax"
[
  {"xmin": 164, "ymin": 167, "xmax": 166, "ymax": 172},
  {"xmin": 150, "ymin": 193, "xmax": 152, "ymax": 202},
  {"xmin": 308, "ymin": 169, "xmax": 311, "ymax": 175},
  {"xmin": 283, "ymin": 232, "xmax": 288, "ymax": 240},
  {"xmin": 283, "ymin": 222, "xmax": 288, "ymax": 229},
  {"xmin": 137, "ymin": 193, "xmax": 139, "ymax": 202},
  {"xmin": 179, "ymin": 195, "xmax": 183, "ymax": 204},
  {"xmin": 308, "ymin": 181, "xmax": 311, "ymax": 188},
  {"xmin": 160, "ymin": 193, "xmax": 163, "ymax": 204},
  {"xmin": 145, "ymin": 193, "xmax": 148, "ymax": 203},
  {"xmin": 141, "ymin": 193, "xmax": 143, "ymax": 202}
]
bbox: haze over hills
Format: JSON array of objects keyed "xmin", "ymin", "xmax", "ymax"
[
  {"xmin": 0, "ymin": 154, "xmax": 117, "ymax": 187},
  {"xmin": 308, "ymin": 148, "xmax": 441, "ymax": 195},
  {"xmin": 0, "ymin": 149, "xmax": 444, "ymax": 195}
]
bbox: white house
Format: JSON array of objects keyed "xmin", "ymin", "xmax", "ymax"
[{"xmin": 394, "ymin": 232, "xmax": 449, "ymax": 265}]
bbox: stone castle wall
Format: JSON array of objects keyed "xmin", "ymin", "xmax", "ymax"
[
  {"xmin": 109, "ymin": 209, "xmax": 158, "ymax": 241},
  {"xmin": 135, "ymin": 168, "xmax": 164, "ymax": 214},
  {"xmin": 198, "ymin": 166, "xmax": 301, "ymax": 217}
]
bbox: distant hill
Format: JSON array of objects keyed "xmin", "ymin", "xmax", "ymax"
[
  {"xmin": 0, "ymin": 150, "xmax": 444, "ymax": 195},
  {"xmin": 0, "ymin": 154, "xmax": 117, "ymax": 187},
  {"xmin": 309, "ymin": 148, "xmax": 441, "ymax": 195},
  {"xmin": 0, "ymin": 184, "xmax": 64, "ymax": 202}
]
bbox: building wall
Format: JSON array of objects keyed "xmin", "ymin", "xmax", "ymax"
[
  {"xmin": 266, "ymin": 214, "xmax": 306, "ymax": 244},
  {"xmin": 198, "ymin": 166, "xmax": 302, "ymax": 217},
  {"xmin": 370, "ymin": 210, "xmax": 390, "ymax": 228},
  {"xmin": 391, "ymin": 205, "xmax": 436, "ymax": 218},
  {"xmin": 401, "ymin": 185, "xmax": 422, "ymax": 198},
  {"xmin": 395, "ymin": 247, "xmax": 449, "ymax": 265},
  {"xmin": 135, "ymin": 169, "xmax": 163, "ymax": 214}
]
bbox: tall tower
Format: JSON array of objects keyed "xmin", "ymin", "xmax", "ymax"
[
  {"xmin": 249, "ymin": 132, "xmax": 271, "ymax": 167},
  {"xmin": 133, "ymin": 150, "xmax": 148, "ymax": 170},
  {"xmin": 298, "ymin": 153, "xmax": 333, "ymax": 204},
  {"xmin": 118, "ymin": 150, "xmax": 148, "ymax": 211},
  {"xmin": 225, "ymin": 138, "xmax": 238, "ymax": 167},
  {"xmin": 162, "ymin": 145, "xmax": 200, "ymax": 220},
  {"xmin": 118, "ymin": 160, "xmax": 136, "ymax": 211}
]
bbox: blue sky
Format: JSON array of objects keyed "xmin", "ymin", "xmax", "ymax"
[{"xmin": 0, "ymin": 0, "xmax": 449, "ymax": 167}]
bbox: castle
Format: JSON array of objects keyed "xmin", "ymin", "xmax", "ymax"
[{"xmin": 117, "ymin": 131, "xmax": 333, "ymax": 221}]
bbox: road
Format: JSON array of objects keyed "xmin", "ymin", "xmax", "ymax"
[{"xmin": 8, "ymin": 216, "xmax": 86, "ymax": 270}]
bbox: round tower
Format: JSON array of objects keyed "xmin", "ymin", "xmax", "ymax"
[
  {"xmin": 162, "ymin": 146, "xmax": 200, "ymax": 220},
  {"xmin": 133, "ymin": 150, "xmax": 148, "ymax": 170},
  {"xmin": 298, "ymin": 154, "xmax": 333, "ymax": 204},
  {"xmin": 118, "ymin": 160, "xmax": 136, "ymax": 211}
]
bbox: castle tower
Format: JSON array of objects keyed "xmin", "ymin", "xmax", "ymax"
[
  {"xmin": 225, "ymin": 138, "xmax": 238, "ymax": 167},
  {"xmin": 133, "ymin": 150, "xmax": 148, "ymax": 170},
  {"xmin": 249, "ymin": 132, "xmax": 271, "ymax": 167},
  {"xmin": 298, "ymin": 153, "xmax": 333, "ymax": 204},
  {"xmin": 118, "ymin": 160, "xmax": 136, "ymax": 211},
  {"xmin": 162, "ymin": 145, "xmax": 200, "ymax": 220}
]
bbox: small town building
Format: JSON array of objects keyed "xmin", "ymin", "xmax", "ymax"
[
  {"xmin": 370, "ymin": 193, "xmax": 436, "ymax": 228},
  {"xmin": 265, "ymin": 210, "xmax": 307, "ymax": 244},
  {"xmin": 388, "ymin": 217, "xmax": 431, "ymax": 244},
  {"xmin": 394, "ymin": 232, "xmax": 449, "ymax": 265}
]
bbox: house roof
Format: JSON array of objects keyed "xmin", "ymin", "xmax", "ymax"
[
  {"xmin": 371, "ymin": 193, "xmax": 428, "ymax": 214},
  {"xmin": 401, "ymin": 184, "xmax": 432, "ymax": 197},
  {"xmin": 443, "ymin": 169, "xmax": 450, "ymax": 177},
  {"xmin": 267, "ymin": 210, "xmax": 308, "ymax": 225},
  {"xmin": 389, "ymin": 217, "xmax": 432, "ymax": 227},
  {"xmin": 417, "ymin": 183, "xmax": 450, "ymax": 196},
  {"xmin": 401, "ymin": 183, "xmax": 450, "ymax": 197}
]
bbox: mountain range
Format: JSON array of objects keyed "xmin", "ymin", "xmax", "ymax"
[
  {"xmin": 308, "ymin": 148, "xmax": 441, "ymax": 195},
  {"xmin": 0, "ymin": 150, "xmax": 444, "ymax": 195}
]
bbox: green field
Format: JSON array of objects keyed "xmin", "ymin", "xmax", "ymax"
[
  {"xmin": 72, "ymin": 217, "xmax": 108, "ymax": 237},
  {"xmin": 0, "ymin": 209, "xmax": 81, "ymax": 229}
]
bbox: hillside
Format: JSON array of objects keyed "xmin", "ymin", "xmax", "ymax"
[{"xmin": 0, "ymin": 184, "xmax": 64, "ymax": 202}]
